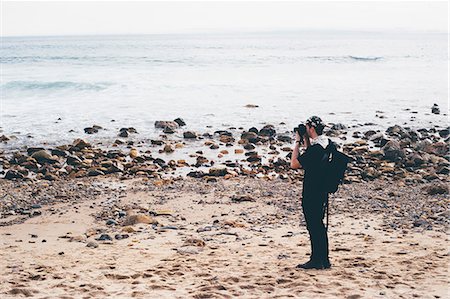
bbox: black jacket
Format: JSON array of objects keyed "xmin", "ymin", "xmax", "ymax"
[{"xmin": 298, "ymin": 143, "xmax": 328, "ymax": 200}]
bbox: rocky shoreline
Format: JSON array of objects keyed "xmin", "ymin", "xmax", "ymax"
[{"xmin": 1, "ymin": 118, "xmax": 448, "ymax": 226}]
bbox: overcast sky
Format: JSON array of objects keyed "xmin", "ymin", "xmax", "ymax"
[{"xmin": 2, "ymin": 1, "xmax": 448, "ymax": 36}]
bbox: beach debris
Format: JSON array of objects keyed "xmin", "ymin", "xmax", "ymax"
[{"xmin": 431, "ymin": 103, "xmax": 440, "ymax": 114}]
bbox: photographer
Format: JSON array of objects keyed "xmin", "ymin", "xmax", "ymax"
[{"xmin": 291, "ymin": 116, "xmax": 331, "ymax": 270}]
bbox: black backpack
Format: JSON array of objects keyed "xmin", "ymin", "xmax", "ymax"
[{"xmin": 321, "ymin": 139, "xmax": 352, "ymax": 193}]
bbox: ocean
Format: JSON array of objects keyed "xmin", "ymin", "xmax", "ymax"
[{"xmin": 1, "ymin": 31, "xmax": 448, "ymax": 148}]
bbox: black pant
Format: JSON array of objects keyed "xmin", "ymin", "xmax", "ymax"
[{"xmin": 302, "ymin": 193, "xmax": 329, "ymax": 263}]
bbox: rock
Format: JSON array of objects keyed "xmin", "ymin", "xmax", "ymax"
[
  {"xmin": 277, "ymin": 134, "xmax": 292, "ymax": 143},
  {"xmin": 241, "ymin": 131, "xmax": 259, "ymax": 143},
  {"xmin": 187, "ymin": 171, "xmax": 206, "ymax": 178},
  {"xmin": 163, "ymin": 126, "xmax": 175, "ymax": 134},
  {"xmin": 176, "ymin": 246, "xmax": 201, "ymax": 255},
  {"xmin": 423, "ymin": 142, "xmax": 448, "ymax": 156},
  {"xmin": 0, "ymin": 135, "xmax": 10, "ymax": 142},
  {"xmin": 423, "ymin": 183, "xmax": 449, "ymax": 195},
  {"xmin": 27, "ymin": 147, "xmax": 45, "ymax": 155},
  {"xmin": 4, "ymin": 170, "xmax": 25, "ymax": 180},
  {"xmin": 114, "ymin": 234, "xmax": 129, "ymax": 240},
  {"xmin": 331, "ymin": 123, "xmax": 347, "ymax": 130},
  {"xmin": 66, "ymin": 155, "xmax": 83, "ymax": 166},
  {"xmin": 183, "ymin": 131, "xmax": 197, "ymax": 139},
  {"xmin": 259, "ymin": 124, "xmax": 276, "ymax": 137},
  {"xmin": 231, "ymin": 195, "xmax": 256, "ymax": 202},
  {"xmin": 84, "ymin": 127, "xmax": 98, "ymax": 134},
  {"xmin": 235, "ymin": 149, "xmax": 244, "ymax": 154},
  {"xmin": 122, "ymin": 226, "xmax": 136, "ymax": 233},
  {"xmin": 129, "ymin": 148, "xmax": 139, "ymax": 159},
  {"xmin": 96, "ymin": 234, "xmax": 112, "ymax": 241},
  {"xmin": 155, "ymin": 121, "xmax": 179, "ymax": 130},
  {"xmin": 439, "ymin": 127, "xmax": 449, "ymax": 138},
  {"xmin": 184, "ymin": 238, "xmax": 205, "ymax": 247},
  {"xmin": 361, "ymin": 167, "xmax": 381, "ymax": 180},
  {"xmin": 106, "ymin": 219, "xmax": 118, "ymax": 226},
  {"xmin": 244, "ymin": 104, "xmax": 259, "ymax": 108},
  {"xmin": 163, "ymin": 144, "xmax": 174, "ymax": 153},
  {"xmin": 244, "ymin": 143, "xmax": 255, "ymax": 150},
  {"xmin": 382, "ymin": 140, "xmax": 405, "ymax": 162},
  {"xmin": 405, "ymin": 153, "xmax": 425, "ymax": 167},
  {"xmin": 210, "ymin": 144, "xmax": 219, "ymax": 150},
  {"xmin": 122, "ymin": 214, "xmax": 158, "ymax": 226},
  {"xmin": 209, "ymin": 165, "xmax": 228, "ymax": 177},
  {"xmin": 431, "ymin": 103, "xmax": 440, "ymax": 114},
  {"xmin": 31, "ymin": 150, "xmax": 58, "ymax": 164},
  {"xmin": 86, "ymin": 241, "xmax": 99, "ymax": 248},
  {"xmin": 118, "ymin": 130, "xmax": 128, "ymax": 138},
  {"xmin": 72, "ymin": 139, "xmax": 91, "ymax": 151},
  {"xmin": 87, "ymin": 169, "xmax": 104, "ymax": 177},
  {"xmin": 174, "ymin": 118, "xmax": 186, "ymax": 126},
  {"xmin": 219, "ymin": 135, "xmax": 234, "ymax": 143},
  {"xmin": 44, "ymin": 173, "xmax": 58, "ymax": 181}
]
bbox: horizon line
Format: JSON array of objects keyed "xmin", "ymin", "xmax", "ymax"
[{"xmin": 2, "ymin": 27, "xmax": 448, "ymax": 38}]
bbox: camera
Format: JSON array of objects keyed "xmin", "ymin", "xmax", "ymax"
[
  {"xmin": 294, "ymin": 124, "xmax": 307, "ymax": 144},
  {"xmin": 294, "ymin": 124, "xmax": 307, "ymax": 136}
]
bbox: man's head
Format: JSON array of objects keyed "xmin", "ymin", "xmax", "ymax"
[{"xmin": 305, "ymin": 116, "xmax": 325, "ymax": 136}]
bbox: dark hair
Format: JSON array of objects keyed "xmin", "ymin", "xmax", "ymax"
[
  {"xmin": 306, "ymin": 116, "xmax": 325, "ymax": 135},
  {"xmin": 315, "ymin": 125, "xmax": 324, "ymax": 135}
]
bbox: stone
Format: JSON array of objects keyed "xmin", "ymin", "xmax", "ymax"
[
  {"xmin": 106, "ymin": 219, "xmax": 118, "ymax": 226},
  {"xmin": 86, "ymin": 241, "xmax": 98, "ymax": 248},
  {"xmin": 209, "ymin": 165, "xmax": 228, "ymax": 177},
  {"xmin": 438, "ymin": 127, "xmax": 449, "ymax": 138},
  {"xmin": 31, "ymin": 150, "xmax": 58, "ymax": 164},
  {"xmin": 183, "ymin": 131, "xmax": 197, "ymax": 139},
  {"xmin": 163, "ymin": 126, "xmax": 175, "ymax": 134},
  {"xmin": 72, "ymin": 139, "xmax": 91, "ymax": 150},
  {"xmin": 231, "ymin": 195, "xmax": 256, "ymax": 202},
  {"xmin": 155, "ymin": 121, "xmax": 179, "ymax": 130},
  {"xmin": 118, "ymin": 130, "xmax": 128, "ymax": 138},
  {"xmin": 423, "ymin": 183, "xmax": 449, "ymax": 195},
  {"xmin": 277, "ymin": 134, "xmax": 292, "ymax": 143},
  {"xmin": 241, "ymin": 131, "xmax": 259, "ymax": 143},
  {"xmin": 96, "ymin": 234, "xmax": 112, "ymax": 241},
  {"xmin": 4, "ymin": 170, "xmax": 25, "ymax": 180},
  {"xmin": 219, "ymin": 135, "xmax": 234, "ymax": 143},
  {"xmin": 84, "ymin": 127, "xmax": 98, "ymax": 134},
  {"xmin": 122, "ymin": 214, "xmax": 158, "ymax": 226},
  {"xmin": 88, "ymin": 169, "xmax": 104, "ymax": 177},
  {"xmin": 244, "ymin": 143, "xmax": 255, "ymax": 150},
  {"xmin": 423, "ymin": 142, "xmax": 448, "ymax": 156},
  {"xmin": 129, "ymin": 148, "xmax": 139, "ymax": 159},
  {"xmin": 163, "ymin": 144, "xmax": 174, "ymax": 153},
  {"xmin": 259, "ymin": 124, "xmax": 276, "ymax": 137},
  {"xmin": 361, "ymin": 167, "xmax": 381, "ymax": 180},
  {"xmin": 0, "ymin": 135, "xmax": 10, "ymax": 142},
  {"xmin": 331, "ymin": 123, "xmax": 347, "ymax": 130},
  {"xmin": 431, "ymin": 103, "xmax": 440, "ymax": 114},
  {"xmin": 174, "ymin": 118, "xmax": 186, "ymax": 126},
  {"xmin": 187, "ymin": 171, "xmax": 206, "ymax": 178},
  {"xmin": 244, "ymin": 104, "xmax": 259, "ymax": 108},
  {"xmin": 382, "ymin": 140, "xmax": 405, "ymax": 162}
]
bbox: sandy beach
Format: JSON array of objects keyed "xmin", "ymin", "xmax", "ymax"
[{"xmin": 0, "ymin": 119, "xmax": 449, "ymax": 298}]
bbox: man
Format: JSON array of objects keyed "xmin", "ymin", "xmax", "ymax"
[{"xmin": 290, "ymin": 116, "xmax": 331, "ymax": 270}]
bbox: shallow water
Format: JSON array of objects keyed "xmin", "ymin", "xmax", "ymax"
[{"xmin": 1, "ymin": 31, "xmax": 448, "ymax": 149}]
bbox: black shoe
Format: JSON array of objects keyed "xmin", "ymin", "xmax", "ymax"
[
  {"xmin": 296, "ymin": 260, "xmax": 323, "ymax": 270},
  {"xmin": 322, "ymin": 259, "xmax": 332, "ymax": 269}
]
